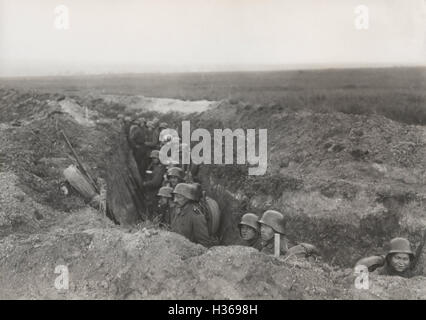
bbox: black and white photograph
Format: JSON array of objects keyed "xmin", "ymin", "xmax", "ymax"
[{"xmin": 1, "ymin": 0, "xmax": 426, "ymax": 303}]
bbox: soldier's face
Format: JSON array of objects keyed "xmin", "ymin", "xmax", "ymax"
[
  {"xmin": 260, "ymin": 225, "xmax": 275, "ymax": 242},
  {"xmin": 158, "ymin": 197, "xmax": 169, "ymax": 206},
  {"xmin": 390, "ymin": 253, "xmax": 411, "ymax": 273},
  {"xmin": 174, "ymin": 194, "xmax": 188, "ymax": 207},
  {"xmin": 169, "ymin": 176, "xmax": 180, "ymax": 188},
  {"xmin": 152, "ymin": 158, "xmax": 160, "ymax": 165},
  {"xmin": 240, "ymin": 225, "xmax": 257, "ymax": 241}
]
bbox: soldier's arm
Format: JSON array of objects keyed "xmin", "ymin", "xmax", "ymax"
[
  {"xmin": 355, "ymin": 255, "xmax": 385, "ymax": 272},
  {"xmin": 143, "ymin": 166, "xmax": 165, "ymax": 188}
]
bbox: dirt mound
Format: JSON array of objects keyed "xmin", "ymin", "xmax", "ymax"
[
  {"xmin": 0, "ymin": 88, "xmax": 118, "ymax": 212},
  {"xmin": 0, "ymin": 171, "xmax": 57, "ymax": 238},
  {"xmin": 352, "ymin": 275, "xmax": 426, "ymax": 300},
  {"xmin": 0, "ymin": 206, "xmax": 350, "ymax": 299},
  {"xmin": 99, "ymin": 94, "xmax": 219, "ymax": 114}
]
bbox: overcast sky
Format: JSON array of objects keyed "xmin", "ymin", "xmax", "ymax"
[{"xmin": 0, "ymin": 0, "xmax": 425, "ymax": 76}]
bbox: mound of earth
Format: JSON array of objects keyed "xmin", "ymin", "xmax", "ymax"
[
  {"xmin": 99, "ymin": 94, "xmax": 219, "ymax": 114},
  {"xmin": 352, "ymin": 275, "xmax": 426, "ymax": 300},
  {"xmin": 0, "ymin": 213, "xmax": 350, "ymax": 300}
]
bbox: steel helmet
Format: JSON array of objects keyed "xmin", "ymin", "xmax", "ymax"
[
  {"xmin": 157, "ymin": 186, "xmax": 173, "ymax": 198},
  {"xmin": 191, "ymin": 183, "xmax": 203, "ymax": 202},
  {"xmin": 150, "ymin": 150, "xmax": 160, "ymax": 159},
  {"xmin": 167, "ymin": 167, "xmax": 185, "ymax": 180},
  {"xmin": 124, "ymin": 116, "xmax": 132, "ymax": 122},
  {"xmin": 386, "ymin": 237, "xmax": 415, "ymax": 260},
  {"xmin": 173, "ymin": 183, "xmax": 197, "ymax": 201},
  {"xmin": 238, "ymin": 213, "xmax": 260, "ymax": 231},
  {"xmin": 258, "ymin": 210, "xmax": 286, "ymax": 234},
  {"xmin": 162, "ymin": 134, "xmax": 172, "ymax": 143},
  {"xmin": 117, "ymin": 114, "xmax": 124, "ymax": 120},
  {"xmin": 159, "ymin": 122, "xmax": 168, "ymax": 129}
]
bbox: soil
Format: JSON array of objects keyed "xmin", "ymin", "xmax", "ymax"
[{"xmin": 1, "ymin": 87, "xmax": 426, "ymax": 299}]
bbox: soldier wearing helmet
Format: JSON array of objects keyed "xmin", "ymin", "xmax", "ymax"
[
  {"xmin": 142, "ymin": 149, "xmax": 166, "ymax": 219},
  {"xmin": 145, "ymin": 120, "xmax": 161, "ymax": 150},
  {"xmin": 238, "ymin": 213, "xmax": 262, "ymax": 251},
  {"xmin": 171, "ymin": 183, "xmax": 215, "ymax": 247},
  {"xmin": 356, "ymin": 237, "xmax": 415, "ymax": 278},
  {"xmin": 128, "ymin": 118, "xmax": 148, "ymax": 178},
  {"xmin": 258, "ymin": 210, "xmax": 292, "ymax": 256},
  {"xmin": 166, "ymin": 167, "xmax": 185, "ymax": 189},
  {"xmin": 122, "ymin": 116, "xmax": 133, "ymax": 142},
  {"xmin": 370, "ymin": 237, "xmax": 415, "ymax": 278},
  {"xmin": 377, "ymin": 238, "xmax": 415, "ymax": 277},
  {"xmin": 156, "ymin": 186, "xmax": 177, "ymax": 226}
]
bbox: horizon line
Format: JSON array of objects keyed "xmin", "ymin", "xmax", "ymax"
[{"xmin": 1, "ymin": 63, "xmax": 425, "ymax": 80}]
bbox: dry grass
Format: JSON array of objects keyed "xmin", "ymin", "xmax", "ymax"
[{"xmin": 1, "ymin": 67, "xmax": 426, "ymax": 125}]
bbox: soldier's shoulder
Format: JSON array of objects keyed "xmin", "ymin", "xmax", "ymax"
[{"xmin": 187, "ymin": 202, "xmax": 203, "ymax": 215}]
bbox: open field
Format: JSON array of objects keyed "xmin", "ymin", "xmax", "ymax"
[{"xmin": 1, "ymin": 67, "xmax": 426, "ymax": 125}]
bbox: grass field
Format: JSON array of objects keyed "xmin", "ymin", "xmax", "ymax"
[{"xmin": 1, "ymin": 66, "xmax": 426, "ymax": 125}]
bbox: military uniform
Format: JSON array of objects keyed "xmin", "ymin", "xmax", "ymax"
[
  {"xmin": 145, "ymin": 127, "xmax": 160, "ymax": 150},
  {"xmin": 123, "ymin": 121, "xmax": 132, "ymax": 143},
  {"xmin": 144, "ymin": 163, "xmax": 166, "ymax": 189},
  {"xmin": 160, "ymin": 202, "xmax": 179, "ymax": 226},
  {"xmin": 260, "ymin": 234, "xmax": 292, "ymax": 256},
  {"xmin": 243, "ymin": 236, "xmax": 263, "ymax": 251},
  {"xmin": 373, "ymin": 262, "xmax": 414, "ymax": 278},
  {"xmin": 143, "ymin": 163, "xmax": 166, "ymax": 219},
  {"xmin": 171, "ymin": 201, "xmax": 215, "ymax": 247},
  {"xmin": 129, "ymin": 125, "xmax": 148, "ymax": 178}
]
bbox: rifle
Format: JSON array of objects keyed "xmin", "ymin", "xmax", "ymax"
[{"xmin": 60, "ymin": 129, "xmax": 99, "ymax": 194}]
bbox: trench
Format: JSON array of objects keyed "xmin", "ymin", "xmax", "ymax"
[
  {"xmin": 196, "ymin": 172, "xmax": 426, "ymax": 268},
  {"xmin": 55, "ymin": 94, "xmax": 426, "ymax": 270},
  {"xmin": 106, "ymin": 97, "xmax": 426, "ymax": 270}
]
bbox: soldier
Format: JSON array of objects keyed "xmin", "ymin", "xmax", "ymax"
[
  {"xmin": 123, "ymin": 116, "xmax": 133, "ymax": 142},
  {"xmin": 159, "ymin": 122, "xmax": 168, "ymax": 132},
  {"xmin": 129, "ymin": 118, "xmax": 148, "ymax": 178},
  {"xmin": 356, "ymin": 237, "xmax": 415, "ymax": 278},
  {"xmin": 258, "ymin": 210, "xmax": 319, "ymax": 258},
  {"xmin": 139, "ymin": 117, "xmax": 147, "ymax": 129},
  {"xmin": 156, "ymin": 186, "xmax": 177, "ymax": 226},
  {"xmin": 145, "ymin": 121, "xmax": 159, "ymax": 150},
  {"xmin": 238, "ymin": 213, "xmax": 262, "ymax": 250},
  {"xmin": 143, "ymin": 150, "xmax": 166, "ymax": 219},
  {"xmin": 258, "ymin": 210, "xmax": 291, "ymax": 255},
  {"xmin": 166, "ymin": 167, "xmax": 185, "ymax": 189},
  {"xmin": 171, "ymin": 183, "xmax": 216, "ymax": 247}
]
